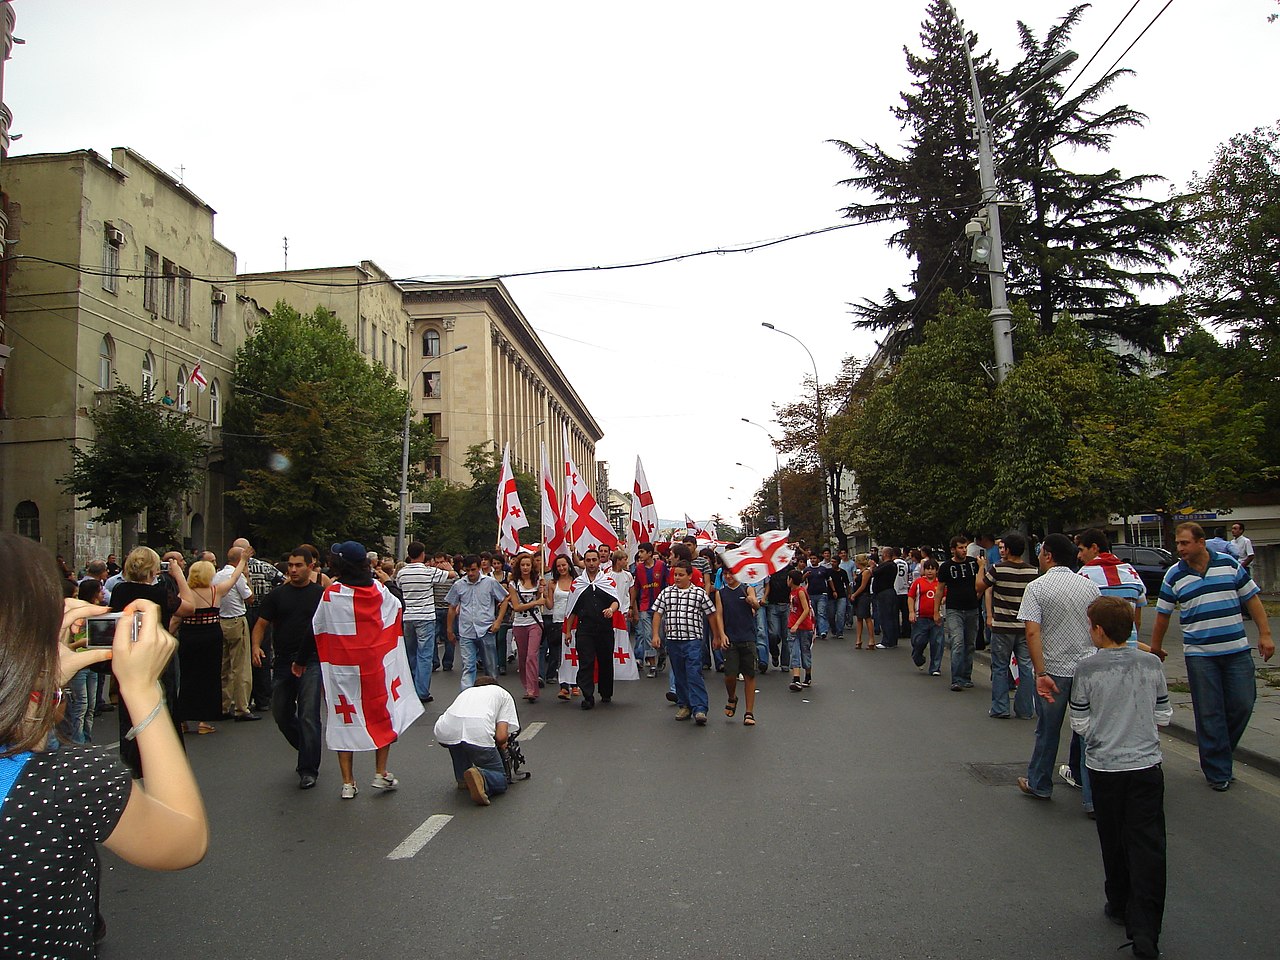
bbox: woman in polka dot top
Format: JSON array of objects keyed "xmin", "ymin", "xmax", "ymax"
[{"xmin": 0, "ymin": 533, "xmax": 209, "ymax": 958}]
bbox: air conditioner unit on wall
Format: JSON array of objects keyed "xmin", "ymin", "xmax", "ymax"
[
  {"xmin": 106, "ymin": 226, "xmax": 124, "ymax": 247},
  {"xmin": 211, "ymin": 291, "xmax": 227, "ymax": 304}
]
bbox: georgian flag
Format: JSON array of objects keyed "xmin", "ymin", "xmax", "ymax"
[
  {"xmin": 496, "ymin": 441, "xmax": 529, "ymax": 555},
  {"xmin": 187, "ymin": 360, "xmax": 209, "ymax": 393},
  {"xmin": 541, "ymin": 442, "xmax": 570, "ymax": 565},
  {"xmin": 564, "ymin": 429, "xmax": 618, "ymax": 553},
  {"xmin": 718, "ymin": 529, "xmax": 795, "ymax": 584},
  {"xmin": 558, "ymin": 620, "xmax": 578, "ymax": 686},
  {"xmin": 626, "ymin": 456, "xmax": 659, "ymax": 563},
  {"xmin": 312, "ymin": 580, "xmax": 424, "ymax": 751},
  {"xmin": 565, "ymin": 569, "xmax": 620, "ymax": 619},
  {"xmin": 560, "ymin": 611, "xmax": 640, "ymax": 683},
  {"xmin": 685, "ymin": 514, "xmax": 716, "ymax": 540}
]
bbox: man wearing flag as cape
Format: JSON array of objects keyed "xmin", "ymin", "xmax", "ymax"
[
  {"xmin": 312, "ymin": 540, "xmax": 424, "ymax": 799},
  {"xmin": 564, "ymin": 548, "xmax": 630, "ymax": 709}
]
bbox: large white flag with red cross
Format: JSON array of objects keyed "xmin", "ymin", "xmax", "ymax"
[
  {"xmin": 560, "ymin": 612, "xmax": 639, "ymax": 683},
  {"xmin": 718, "ymin": 529, "xmax": 795, "ymax": 584},
  {"xmin": 684, "ymin": 514, "xmax": 716, "ymax": 540},
  {"xmin": 557, "ymin": 621, "xmax": 578, "ymax": 687},
  {"xmin": 541, "ymin": 442, "xmax": 570, "ymax": 565},
  {"xmin": 496, "ymin": 441, "xmax": 529, "ymax": 555},
  {"xmin": 626, "ymin": 456, "xmax": 659, "ymax": 563},
  {"xmin": 312, "ymin": 580, "xmax": 423, "ymax": 751},
  {"xmin": 564, "ymin": 430, "xmax": 618, "ymax": 553}
]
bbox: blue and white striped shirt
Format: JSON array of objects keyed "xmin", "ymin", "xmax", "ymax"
[{"xmin": 1155, "ymin": 550, "xmax": 1259, "ymax": 657}]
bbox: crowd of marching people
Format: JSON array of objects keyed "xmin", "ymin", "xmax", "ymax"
[{"xmin": 3, "ymin": 516, "xmax": 1273, "ymax": 959}]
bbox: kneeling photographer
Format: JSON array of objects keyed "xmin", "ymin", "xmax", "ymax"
[{"xmin": 433, "ymin": 676, "xmax": 520, "ymax": 806}]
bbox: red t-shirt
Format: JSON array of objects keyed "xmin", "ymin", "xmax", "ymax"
[
  {"xmin": 908, "ymin": 576, "xmax": 942, "ymax": 619},
  {"xmin": 788, "ymin": 586, "xmax": 814, "ymax": 630}
]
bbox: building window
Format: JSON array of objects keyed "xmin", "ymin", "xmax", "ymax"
[
  {"xmin": 102, "ymin": 223, "xmax": 121, "ymax": 294},
  {"xmin": 209, "ymin": 379, "xmax": 221, "ymax": 426},
  {"xmin": 359, "ymin": 316, "xmax": 368, "ymax": 353},
  {"xmin": 211, "ymin": 294, "xmax": 223, "ymax": 343},
  {"xmin": 426, "ymin": 456, "xmax": 442, "ymax": 479},
  {"xmin": 176, "ymin": 366, "xmax": 189, "ymax": 410},
  {"xmin": 162, "ymin": 259, "xmax": 176, "ymax": 320},
  {"xmin": 142, "ymin": 350, "xmax": 156, "ymax": 398},
  {"xmin": 423, "ymin": 371, "xmax": 441, "ymax": 398},
  {"xmin": 425, "ymin": 412, "xmax": 441, "ymax": 436},
  {"xmin": 14, "ymin": 501, "xmax": 40, "ymax": 541},
  {"xmin": 143, "ymin": 248, "xmax": 159, "ymax": 312},
  {"xmin": 382, "ymin": 329, "xmax": 388, "ymax": 366},
  {"xmin": 422, "ymin": 329, "xmax": 440, "ymax": 357},
  {"xmin": 178, "ymin": 269, "xmax": 192, "ymax": 328},
  {"xmin": 401, "ymin": 343, "xmax": 408, "ymax": 380},
  {"xmin": 97, "ymin": 335, "xmax": 114, "ymax": 389},
  {"xmin": 371, "ymin": 323, "xmax": 379, "ymax": 360}
]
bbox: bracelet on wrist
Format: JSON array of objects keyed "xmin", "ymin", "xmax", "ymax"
[{"xmin": 125, "ymin": 698, "xmax": 165, "ymax": 740}]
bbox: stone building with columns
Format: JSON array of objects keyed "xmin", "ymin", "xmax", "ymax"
[{"xmin": 398, "ymin": 279, "xmax": 601, "ymax": 496}]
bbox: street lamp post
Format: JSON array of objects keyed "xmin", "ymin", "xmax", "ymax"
[
  {"xmin": 760, "ymin": 322, "xmax": 827, "ymax": 546},
  {"xmin": 397, "ymin": 344, "xmax": 468, "ymax": 559},
  {"xmin": 739, "ymin": 418, "xmax": 784, "ymax": 530}
]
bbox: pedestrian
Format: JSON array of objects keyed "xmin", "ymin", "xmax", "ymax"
[
  {"xmin": 938, "ymin": 536, "xmax": 981, "ymax": 691},
  {"xmin": 431, "ymin": 552, "xmax": 457, "ymax": 672},
  {"xmin": 507, "ymin": 553, "xmax": 546, "ymax": 702},
  {"xmin": 0, "ymin": 535, "xmax": 207, "ymax": 956},
  {"xmin": 546, "ymin": 554, "xmax": 578, "ymax": 699},
  {"xmin": 313, "ymin": 541, "xmax": 423, "ymax": 800},
  {"xmin": 870, "ymin": 547, "xmax": 900, "ymax": 649},
  {"xmin": 828, "ymin": 558, "xmax": 851, "ymax": 639},
  {"xmin": 212, "ymin": 545, "xmax": 258, "ymax": 722},
  {"xmin": 395, "ymin": 541, "xmax": 452, "ymax": 703},
  {"xmin": 1070, "ymin": 596, "xmax": 1171, "ymax": 959},
  {"xmin": 564, "ymin": 548, "xmax": 620, "ymax": 710},
  {"xmin": 177, "ymin": 553, "xmax": 249, "ymax": 735},
  {"xmin": 1228, "ymin": 521, "xmax": 1255, "ymax": 569},
  {"xmin": 787, "ymin": 567, "xmax": 815, "ymax": 691},
  {"xmin": 433, "ymin": 676, "xmax": 520, "ymax": 806},
  {"xmin": 445, "ymin": 555, "xmax": 511, "ymax": 691},
  {"xmin": 629, "ymin": 541, "xmax": 668, "ymax": 677},
  {"xmin": 234, "ymin": 537, "xmax": 283, "ymax": 714},
  {"xmin": 907, "ymin": 558, "xmax": 946, "ymax": 675},
  {"xmin": 715, "ymin": 566, "xmax": 761, "ymax": 726},
  {"xmin": 251, "ymin": 549, "xmax": 325, "ymax": 789},
  {"xmin": 1149, "ymin": 521, "xmax": 1274, "ymax": 791},
  {"xmin": 651, "ymin": 560, "xmax": 720, "ymax": 725},
  {"xmin": 764, "ymin": 560, "xmax": 794, "ymax": 667},
  {"xmin": 803, "ymin": 554, "xmax": 832, "ymax": 640},
  {"xmin": 976, "ymin": 532, "xmax": 1038, "ymax": 719},
  {"xmin": 1016, "ymin": 533, "xmax": 1102, "ymax": 811},
  {"xmin": 1075, "ymin": 528, "xmax": 1147, "ymax": 645},
  {"xmin": 850, "ymin": 553, "xmax": 874, "ymax": 649}
]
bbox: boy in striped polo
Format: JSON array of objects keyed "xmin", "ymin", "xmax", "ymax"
[{"xmin": 1149, "ymin": 522, "xmax": 1274, "ymax": 791}]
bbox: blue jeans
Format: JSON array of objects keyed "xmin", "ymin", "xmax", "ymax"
[
  {"xmin": 910, "ymin": 618, "xmax": 945, "ymax": 674},
  {"xmin": 755, "ymin": 605, "xmax": 769, "ymax": 665},
  {"xmin": 1026, "ymin": 672, "xmax": 1092, "ymax": 809},
  {"xmin": 767, "ymin": 605, "xmax": 789, "ymax": 665},
  {"xmin": 989, "ymin": 629, "xmax": 1035, "ymax": 718},
  {"xmin": 271, "ymin": 660, "xmax": 322, "ymax": 778},
  {"xmin": 444, "ymin": 742, "xmax": 508, "ymax": 796},
  {"xmin": 459, "ymin": 633, "xmax": 498, "ymax": 689},
  {"xmin": 633, "ymin": 610, "xmax": 654, "ymax": 662},
  {"xmin": 875, "ymin": 589, "xmax": 899, "ymax": 647},
  {"xmin": 810, "ymin": 593, "xmax": 830, "ymax": 636},
  {"xmin": 66, "ymin": 667, "xmax": 98, "ymax": 744},
  {"xmin": 789, "ymin": 629, "xmax": 814, "ymax": 671},
  {"xmin": 946, "ymin": 607, "xmax": 980, "ymax": 684},
  {"xmin": 831, "ymin": 597, "xmax": 848, "ymax": 635},
  {"xmin": 667, "ymin": 639, "xmax": 708, "ymax": 714},
  {"xmin": 403, "ymin": 619, "xmax": 436, "ymax": 700},
  {"xmin": 434, "ymin": 606, "xmax": 453, "ymax": 668},
  {"xmin": 1185, "ymin": 649, "xmax": 1257, "ymax": 784}
]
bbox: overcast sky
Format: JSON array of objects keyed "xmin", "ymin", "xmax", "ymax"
[{"xmin": 8, "ymin": 0, "xmax": 1276, "ymax": 526}]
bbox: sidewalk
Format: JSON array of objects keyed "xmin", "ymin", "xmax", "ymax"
[{"xmin": 974, "ymin": 613, "xmax": 1280, "ymax": 779}]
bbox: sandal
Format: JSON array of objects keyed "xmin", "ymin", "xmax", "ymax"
[
  {"xmin": 743, "ymin": 712, "xmax": 756, "ymax": 726},
  {"xmin": 197, "ymin": 722, "xmax": 216, "ymax": 735},
  {"xmin": 725, "ymin": 697, "xmax": 738, "ymax": 718},
  {"xmin": 557, "ymin": 688, "xmax": 570, "ymax": 701}
]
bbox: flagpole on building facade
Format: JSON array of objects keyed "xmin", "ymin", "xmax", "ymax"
[{"xmin": 397, "ymin": 344, "xmax": 467, "ymax": 560}]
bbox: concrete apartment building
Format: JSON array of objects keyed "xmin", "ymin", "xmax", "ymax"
[
  {"xmin": 399, "ymin": 279, "xmax": 602, "ymax": 492},
  {"xmin": 0, "ymin": 147, "xmax": 242, "ymax": 561},
  {"xmin": 237, "ymin": 261, "xmax": 412, "ymax": 392}
]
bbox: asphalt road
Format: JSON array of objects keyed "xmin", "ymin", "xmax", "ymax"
[{"xmin": 97, "ymin": 639, "xmax": 1280, "ymax": 960}]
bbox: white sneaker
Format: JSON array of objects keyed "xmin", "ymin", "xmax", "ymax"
[
  {"xmin": 1058, "ymin": 764, "xmax": 1080, "ymax": 789},
  {"xmin": 875, "ymin": 643, "xmax": 887, "ymax": 650},
  {"xmin": 340, "ymin": 782, "xmax": 358, "ymax": 800},
  {"xmin": 371, "ymin": 772, "xmax": 399, "ymax": 791}
]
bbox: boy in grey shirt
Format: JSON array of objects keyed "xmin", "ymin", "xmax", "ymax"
[{"xmin": 1070, "ymin": 597, "xmax": 1172, "ymax": 960}]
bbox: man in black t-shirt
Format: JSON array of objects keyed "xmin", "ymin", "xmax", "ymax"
[
  {"xmin": 937, "ymin": 535, "xmax": 981, "ymax": 692},
  {"xmin": 251, "ymin": 550, "xmax": 325, "ymax": 789},
  {"xmin": 765, "ymin": 563, "xmax": 794, "ymax": 668},
  {"xmin": 803, "ymin": 556, "xmax": 833, "ymax": 640},
  {"xmin": 870, "ymin": 547, "xmax": 902, "ymax": 648}
]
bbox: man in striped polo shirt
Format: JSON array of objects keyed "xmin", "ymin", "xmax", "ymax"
[
  {"xmin": 977, "ymin": 531, "xmax": 1038, "ymax": 719},
  {"xmin": 1150, "ymin": 522, "xmax": 1274, "ymax": 791}
]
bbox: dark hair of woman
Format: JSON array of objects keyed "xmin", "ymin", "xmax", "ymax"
[{"xmin": 0, "ymin": 534, "xmax": 66, "ymax": 756}]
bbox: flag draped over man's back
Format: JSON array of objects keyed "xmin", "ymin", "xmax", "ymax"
[
  {"xmin": 718, "ymin": 529, "xmax": 795, "ymax": 584},
  {"xmin": 312, "ymin": 579, "xmax": 423, "ymax": 751},
  {"xmin": 626, "ymin": 455, "xmax": 659, "ymax": 562},
  {"xmin": 564, "ymin": 430, "xmax": 618, "ymax": 553},
  {"xmin": 496, "ymin": 441, "xmax": 528, "ymax": 554}
]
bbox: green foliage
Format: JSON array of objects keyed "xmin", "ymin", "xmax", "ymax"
[
  {"xmin": 407, "ymin": 443, "xmax": 539, "ymax": 554},
  {"xmin": 223, "ymin": 302, "xmax": 429, "ymax": 556},
  {"xmin": 60, "ymin": 382, "xmax": 209, "ymax": 548},
  {"xmin": 747, "ymin": 466, "xmax": 824, "ymax": 548}
]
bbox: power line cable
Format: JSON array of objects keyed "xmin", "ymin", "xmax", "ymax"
[
  {"xmin": 1098, "ymin": 0, "xmax": 1175, "ymax": 82},
  {"xmin": 1053, "ymin": 0, "xmax": 1144, "ymax": 106}
]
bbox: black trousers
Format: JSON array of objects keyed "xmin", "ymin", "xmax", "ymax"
[
  {"xmin": 1090, "ymin": 764, "xmax": 1166, "ymax": 947},
  {"xmin": 575, "ymin": 626, "xmax": 614, "ymax": 701}
]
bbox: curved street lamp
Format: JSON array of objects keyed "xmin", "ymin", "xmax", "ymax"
[
  {"xmin": 740, "ymin": 418, "xmax": 784, "ymax": 529},
  {"xmin": 760, "ymin": 322, "xmax": 827, "ymax": 545}
]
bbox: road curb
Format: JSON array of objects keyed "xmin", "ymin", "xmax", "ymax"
[{"xmin": 971, "ymin": 648, "xmax": 1280, "ymax": 781}]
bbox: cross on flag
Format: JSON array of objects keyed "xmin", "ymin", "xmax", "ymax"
[
  {"xmin": 564, "ymin": 428, "xmax": 618, "ymax": 553},
  {"xmin": 496, "ymin": 441, "xmax": 529, "ymax": 555},
  {"xmin": 719, "ymin": 529, "xmax": 795, "ymax": 584},
  {"xmin": 625, "ymin": 455, "xmax": 659, "ymax": 563},
  {"xmin": 187, "ymin": 360, "xmax": 209, "ymax": 393}
]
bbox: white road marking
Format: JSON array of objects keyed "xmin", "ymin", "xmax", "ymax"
[
  {"xmin": 520, "ymin": 721, "xmax": 547, "ymax": 741},
  {"xmin": 386, "ymin": 814, "xmax": 453, "ymax": 860}
]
